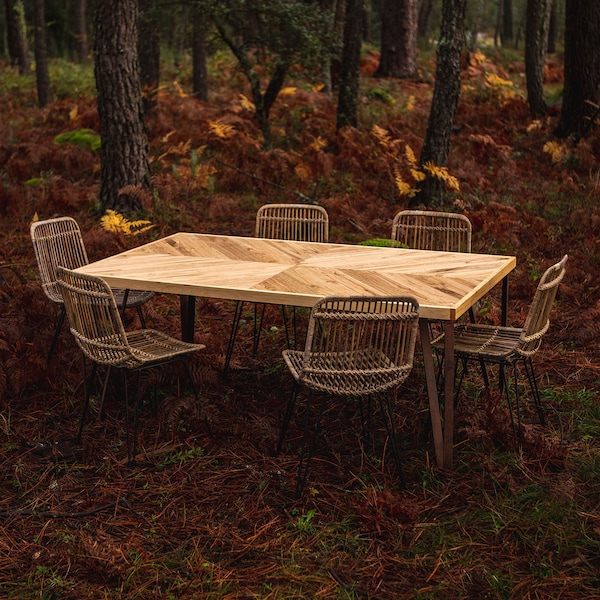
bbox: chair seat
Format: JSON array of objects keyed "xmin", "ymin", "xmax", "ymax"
[
  {"xmin": 283, "ymin": 348, "xmax": 412, "ymax": 396},
  {"xmin": 46, "ymin": 284, "xmax": 154, "ymax": 308},
  {"xmin": 113, "ymin": 288, "xmax": 155, "ymax": 308},
  {"xmin": 433, "ymin": 323, "xmax": 524, "ymax": 361}
]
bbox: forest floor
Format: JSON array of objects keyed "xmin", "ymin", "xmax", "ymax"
[{"xmin": 0, "ymin": 48, "xmax": 599, "ymax": 599}]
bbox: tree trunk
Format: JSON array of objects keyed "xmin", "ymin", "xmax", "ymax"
[
  {"xmin": 192, "ymin": 10, "xmax": 209, "ymax": 102},
  {"xmin": 501, "ymin": 0, "xmax": 513, "ymax": 45},
  {"xmin": 33, "ymin": 0, "xmax": 50, "ymax": 107},
  {"xmin": 418, "ymin": 0, "xmax": 434, "ymax": 39},
  {"xmin": 75, "ymin": 0, "xmax": 88, "ymax": 62},
  {"xmin": 94, "ymin": 0, "xmax": 151, "ymax": 214},
  {"xmin": 414, "ymin": 0, "xmax": 466, "ymax": 208},
  {"xmin": 336, "ymin": 0, "xmax": 364, "ymax": 131},
  {"xmin": 5, "ymin": 0, "xmax": 30, "ymax": 73},
  {"xmin": 525, "ymin": 0, "xmax": 551, "ymax": 118},
  {"xmin": 547, "ymin": 0, "xmax": 556, "ymax": 54},
  {"xmin": 374, "ymin": 0, "xmax": 418, "ymax": 78},
  {"xmin": 138, "ymin": 2, "xmax": 161, "ymax": 115},
  {"xmin": 555, "ymin": 0, "xmax": 600, "ymax": 139},
  {"xmin": 468, "ymin": 0, "xmax": 486, "ymax": 52}
]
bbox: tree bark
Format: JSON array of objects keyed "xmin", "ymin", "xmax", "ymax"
[
  {"xmin": 414, "ymin": 0, "xmax": 466, "ymax": 208},
  {"xmin": 418, "ymin": 0, "xmax": 434, "ymax": 39},
  {"xmin": 501, "ymin": 0, "xmax": 513, "ymax": 45},
  {"xmin": 94, "ymin": 0, "xmax": 151, "ymax": 214},
  {"xmin": 33, "ymin": 0, "xmax": 50, "ymax": 107},
  {"xmin": 138, "ymin": 2, "xmax": 161, "ymax": 115},
  {"xmin": 192, "ymin": 10, "xmax": 209, "ymax": 102},
  {"xmin": 374, "ymin": 0, "xmax": 418, "ymax": 79},
  {"xmin": 555, "ymin": 0, "xmax": 600, "ymax": 139},
  {"xmin": 5, "ymin": 0, "xmax": 30, "ymax": 74},
  {"xmin": 336, "ymin": 0, "xmax": 364, "ymax": 131},
  {"xmin": 75, "ymin": 0, "xmax": 89, "ymax": 62},
  {"xmin": 525, "ymin": 0, "xmax": 551, "ymax": 118}
]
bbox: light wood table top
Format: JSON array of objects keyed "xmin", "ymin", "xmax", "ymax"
[{"xmin": 77, "ymin": 232, "xmax": 515, "ymax": 321}]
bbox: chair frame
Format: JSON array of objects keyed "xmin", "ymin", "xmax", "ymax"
[
  {"xmin": 31, "ymin": 216, "xmax": 154, "ymax": 366},
  {"xmin": 277, "ymin": 295, "xmax": 420, "ymax": 498},
  {"xmin": 434, "ymin": 255, "xmax": 568, "ymax": 442},
  {"xmin": 391, "ymin": 210, "xmax": 472, "ymax": 253},
  {"xmin": 224, "ymin": 203, "xmax": 329, "ymax": 375},
  {"xmin": 56, "ymin": 266, "xmax": 206, "ymax": 463}
]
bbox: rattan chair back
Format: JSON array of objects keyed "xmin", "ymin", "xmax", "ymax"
[
  {"xmin": 255, "ymin": 203, "xmax": 329, "ymax": 242},
  {"xmin": 391, "ymin": 210, "xmax": 472, "ymax": 252},
  {"xmin": 31, "ymin": 217, "xmax": 89, "ymax": 304},
  {"xmin": 519, "ymin": 254, "xmax": 568, "ymax": 357},
  {"xmin": 288, "ymin": 296, "xmax": 420, "ymax": 396},
  {"xmin": 56, "ymin": 266, "xmax": 141, "ymax": 368}
]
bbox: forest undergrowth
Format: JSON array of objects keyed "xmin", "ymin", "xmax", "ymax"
[{"xmin": 0, "ymin": 48, "xmax": 599, "ymax": 599}]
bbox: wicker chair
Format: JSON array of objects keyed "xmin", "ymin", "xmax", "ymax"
[
  {"xmin": 31, "ymin": 216, "xmax": 154, "ymax": 365},
  {"xmin": 225, "ymin": 203, "xmax": 329, "ymax": 374},
  {"xmin": 56, "ymin": 266, "xmax": 206, "ymax": 462},
  {"xmin": 391, "ymin": 210, "xmax": 472, "ymax": 252},
  {"xmin": 432, "ymin": 255, "xmax": 568, "ymax": 441},
  {"xmin": 277, "ymin": 295, "xmax": 420, "ymax": 498}
]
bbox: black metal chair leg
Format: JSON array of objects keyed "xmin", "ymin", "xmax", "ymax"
[
  {"xmin": 512, "ymin": 361, "xmax": 523, "ymax": 444},
  {"xmin": 224, "ymin": 300, "xmax": 245, "ymax": 376},
  {"xmin": 376, "ymin": 391, "xmax": 406, "ymax": 487},
  {"xmin": 253, "ymin": 303, "xmax": 267, "ymax": 355},
  {"xmin": 77, "ymin": 359, "xmax": 98, "ymax": 442},
  {"xmin": 136, "ymin": 305, "xmax": 147, "ymax": 328},
  {"xmin": 524, "ymin": 357, "xmax": 546, "ymax": 426},
  {"xmin": 47, "ymin": 305, "xmax": 66, "ymax": 366},
  {"xmin": 500, "ymin": 362, "xmax": 518, "ymax": 440}
]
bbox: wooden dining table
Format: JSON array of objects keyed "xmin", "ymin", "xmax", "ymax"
[{"xmin": 77, "ymin": 232, "xmax": 516, "ymax": 470}]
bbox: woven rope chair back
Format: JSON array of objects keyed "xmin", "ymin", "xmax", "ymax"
[
  {"xmin": 300, "ymin": 296, "xmax": 420, "ymax": 396},
  {"xmin": 391, "ymin": 210, "xmax": 472, "ymax": 253},
  {"xmin": 255, "ymin": 204, "xmax": 329, "ymax": 242},
  {"xmin": 56, "ymin": 266, "xmax": 139, "ymax": 368},
  {"xmin": 519, "ymin": 254, "xmax": 568, "ymax": 357},
  {"xmin": 31, "ymin": 217, "xmax": 90, "ymax": 304}
]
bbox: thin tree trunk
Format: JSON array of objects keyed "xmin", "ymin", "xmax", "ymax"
[
  {"xmin": 415, "ymin": 0, "xmax": 466, "ymax": 207},
  {"xmin": 192, "ymin": 10, "xmax": 209, "ymax": 101},
  {"xmin": 336, "ymin": 0, "xmax": 364, "ymax": 130},
  {"xmin": 5, "ymin": 0, "xmax": 30, "ymax": 73},
  {"xmin": 138, "ymin": 3, "xmax": 161, "ymax": 115},
  {"xmin": 33, "ymin": 0, "xmax": 50, "ymax": 107},
  {"xmin": 75, "ymin": 0, "xmax": 88, "ymax": 62},
  {"xmin": 525, "ymin": 0, "xmax": 551, "ymax": 118},
  {"xmin": 375, "ymin": 0, "xmax": 418, "ymax": 79},
  {"xmin": 555, "ymin": 0, "xmax": 600, "ymax": 139}
]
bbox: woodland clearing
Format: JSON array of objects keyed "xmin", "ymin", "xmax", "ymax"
[{"xmin": 0, "ymin": 48, "xmax": 599, "ymax": 599}]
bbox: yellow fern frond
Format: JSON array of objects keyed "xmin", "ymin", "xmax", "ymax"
[
  {"xmin": 239, "ymin": 94, "xmax": 255, "ymax": 111},
  {"xmin": 100, "ymin": 210, "xmax": 154, "ymax": 236},
  {"xmin": 410, "ymin": 168, "xmax": 426, "ymax": 182},
  {"xmin": 280, "ymin": 87, "xmax": 297, "ymax": 97},
  {"xmin": 406, "ymin": 95, "xmax": 416, "ymax": 111},
  {"xmin": 405, "ymin": 144, "xmax": 417, "ymax": 167},
  {"xmin": 394, "ymin": 172, "xmax": 417, "ymax": 197},
  {"xmin": 310, "ymin": 137, "xmax": 327, "ymax": 152},
  {"xmin": 485, "ymin": 73, "xmax": 514, "ymax": 88},
  {"xmin": 527, "ymin": 120, "xmax": 543, "ymax": 132},
  {"xmin": 372, "ymin": 125, "xmax": 391, "ymax": 147},
  {"xmin": 543, "ymin": 141, "xmax": 566, "ymax": 163},
  {"xmin": 173, "ymin": 80, "xmax": 187, "ymax": 98},
  {"xmin": 208, "ymin": 120, "xmax": 235, "ymax": 139},
  {"xmin": 423, "ymin": 162, "xmax": 460, "ymax": 190},
  {"xmin": 470, "ymin": 50, "xmax": 486, "ymax": 66},
  {"xmin": 69, "ymin": 106, "xmax": 78, "ymax": 121}
]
